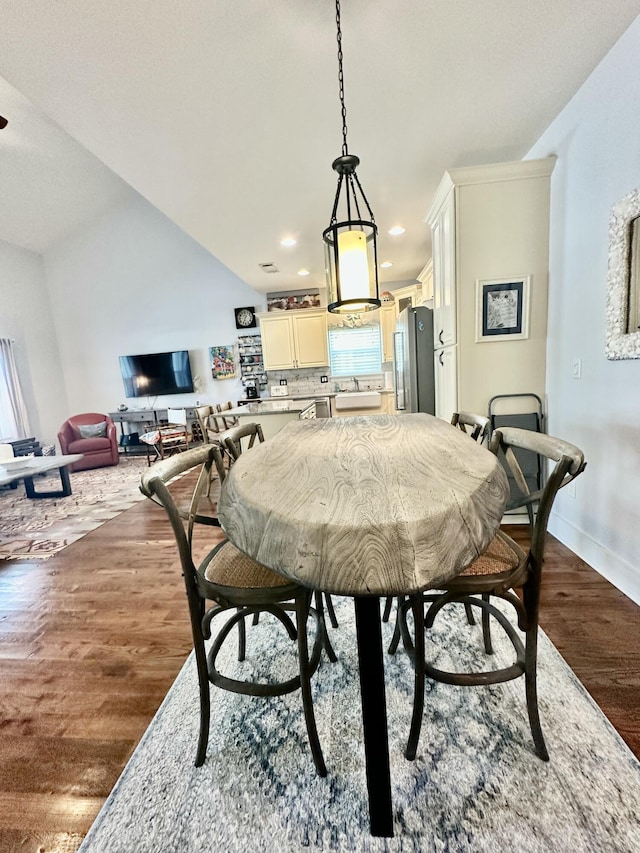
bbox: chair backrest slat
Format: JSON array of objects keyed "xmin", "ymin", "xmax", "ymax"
[
  {"xmin": 451, "ymin": 411, "xmax": 490, "ymax": 444},
  {"xmin": 221, "ymin": 422, "xmax": 265, "ymax": 462},
  {"xmin": 489, "ymin": 426, "xmax": 586, "ymax": 564},
  {"xmin": 139, "ymin": 443, "xmax": 226, "ymax": 579}
]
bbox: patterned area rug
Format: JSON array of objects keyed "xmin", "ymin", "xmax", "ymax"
[
  {"xmin": 0, "ymin": 457, "xmax": 148, "ymax": 560},
  {"xmin": 78, "ymin": 596, "xmax": 640, "ymax": 852}
]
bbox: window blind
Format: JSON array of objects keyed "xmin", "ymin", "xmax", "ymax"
[{"xmin": 328, "ymin": 325, "xmax": 382, "ymax": 376}]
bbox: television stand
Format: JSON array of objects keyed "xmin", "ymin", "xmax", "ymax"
[{"xmin": 109, "ymin": 408, "xmax": 200, "ymax": 455}]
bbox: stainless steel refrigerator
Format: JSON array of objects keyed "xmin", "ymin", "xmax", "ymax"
[{"xmin": 392, "ymin": 306, "xmax": 436, "ymax": 414}]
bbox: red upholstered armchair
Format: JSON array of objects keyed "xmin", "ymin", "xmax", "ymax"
[{"xmin": 57, "ymin": 413, "xmax": 119, "ymax": 472}]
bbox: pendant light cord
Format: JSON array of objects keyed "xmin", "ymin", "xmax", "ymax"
[{"xmin": 335, "ymin": 0, "xmax": 349, "ymax": 157}]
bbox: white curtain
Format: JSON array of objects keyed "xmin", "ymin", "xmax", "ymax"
[{"xmin": 0, "ymin": 338, "xmax": 31, "ymax": 439}]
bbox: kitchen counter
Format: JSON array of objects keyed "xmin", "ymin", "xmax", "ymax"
[
  {"xmin": 226, "ymin": 398, "xmax": 316, "ymax": 417},
  {"xmin": 258, "ymin": 393, "xmax": 332, "ymax": 402},
  {"xmin": 227, "ymin": 398, "xmax": 317, "ymax": 442},
  {"xmin": 257, "ymin": 389, "xmax": 392, "ymax": 402}
]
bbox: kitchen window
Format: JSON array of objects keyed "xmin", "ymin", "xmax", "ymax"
[{"xmin": 328, "ymin": 325, "xmax": 382, "ymax": 376}]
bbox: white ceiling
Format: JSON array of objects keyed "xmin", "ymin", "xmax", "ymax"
[{"xmin": 1, "ymin": 1, "xmax": 639, "ymax": 291}]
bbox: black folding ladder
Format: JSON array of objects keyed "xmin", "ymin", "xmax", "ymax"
[{"xmin": 488, "ymin": 393, "xmax": 545, "ymax": 523}]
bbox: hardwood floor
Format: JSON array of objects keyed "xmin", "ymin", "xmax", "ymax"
[{"xmin": 0, "ymin": 487, "xmax": 638, "ymax": 852}]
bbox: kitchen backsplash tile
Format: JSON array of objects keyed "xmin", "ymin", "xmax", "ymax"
[{"xmin": 265, "ymin": 367, "xmax": 384, "ymax": 397}]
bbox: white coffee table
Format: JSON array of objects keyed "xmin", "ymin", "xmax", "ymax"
[{"xmin": 0, "ymin": 454, "xmax": 84, "ymax": 499}]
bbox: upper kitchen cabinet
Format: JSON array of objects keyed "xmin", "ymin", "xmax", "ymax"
[
  {"xmin": 425, "ymin": 157, "xmax": 556, "ymax": 419},
  {"xmin": 392, "ymin": 283, "xmax": 423, "ymax": 315},
  {"xmin": 378, "ymin": 302, "xmax": 397, "ymax": 363},
  {"xmin": 417, "ymin": 260, "xmax": 434, "ymax": 302},
  {"xmin": 259, "ymin": 309, "xmax": 329, "ymax": 370}
]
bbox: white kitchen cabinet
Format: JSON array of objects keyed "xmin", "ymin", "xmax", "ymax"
[
  {"xmin": 434, "ymin": 346, "xmax": 458, "ymax": 422},
  {"xmin": 381, "ymin": 392, "xmax": 400, "ymax": 414},
  {"xmin": 430, "ymin": 195, "xmax": 456, "ymax": 349},
  {"xmin": 417, "ymin": 259, "xmax": 434, "ymax": 302},
  {"xmin": 392, "ymin": 283, "xmax": 423, "ymax": 315},
  {"xmin": 259, "ymin": 310, "xmax": 328, "ymax": 370},
  {"xmin": 425, "ymin": 157, "xmax": 555, "ymax": 419},
  {"xmin": 379, "ymin": 303, "xmax": 397, "ymax": 363}
]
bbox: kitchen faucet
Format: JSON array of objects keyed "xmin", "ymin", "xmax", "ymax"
[{"xmin": 352, "ymin": 376, "xmax": 360, "ymax": 391}]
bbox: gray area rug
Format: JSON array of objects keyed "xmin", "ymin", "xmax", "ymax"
[{"xmin": 79, "ymin": 596, "xmax": 640, "ymax": 852}]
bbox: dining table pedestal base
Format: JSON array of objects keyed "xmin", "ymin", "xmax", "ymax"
[{"xmin": 354, "ymin": 595, "xmax": 394, "ymax": 837}]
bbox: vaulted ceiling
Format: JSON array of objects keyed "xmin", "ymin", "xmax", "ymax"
[{"xmin": 1, "ymin": 2, "xmax": 639, "ymax": 293}]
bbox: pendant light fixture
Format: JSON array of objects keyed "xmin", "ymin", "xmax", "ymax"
[{"xmin": 323, "ymin": 0, "xmax": 380, "ymax": 314}]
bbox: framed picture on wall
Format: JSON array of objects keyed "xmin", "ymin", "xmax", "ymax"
[{"xmin": 476, "ymin": 276, "xmax": 530, "ymax": 342}]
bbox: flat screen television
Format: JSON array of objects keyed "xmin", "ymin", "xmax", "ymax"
[{"xmin": 119, "ymin": 350, "xmax": 194, "ymax": 398}]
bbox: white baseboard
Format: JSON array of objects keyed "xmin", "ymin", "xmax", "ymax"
[
  {"xmin": 501, "ymin": 511, "xmax": 530, "ymax": 525},
  {"xmin": 549, "ymin": 512, "xmax": 640, "ymax": 606}
]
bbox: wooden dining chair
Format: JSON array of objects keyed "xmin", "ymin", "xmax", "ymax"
[
  {"xmin": 194, "ymin": 405, "xmax": 214, "ymax": 443},
  {"xmin": 221, "ymin": 422, "xmax": 341, "ymax": 641},
  {"xmin": 451, "ymin": 411, "xmax": 490, "ymax": 443},
  {"xmin": 216, "ymin": 400, "xmax": 239, "ymax": 430},
  {"xmin": 140, "ymin": 444, "xmax": 328, "ymax": 776},
  {"xmin": 145, "ymin": 407, "xmax": 192, "ymax": 463},
  {"xmin": 220, "ymin": 421, "xmax": 264, "ymax": 461},
  {"xmin": 395, "ymin": 426, "xmax": 586, "ymax": 762},
  {"xmin": 383, "ymin": 410, "xmax": 490, "ymax": 636}
]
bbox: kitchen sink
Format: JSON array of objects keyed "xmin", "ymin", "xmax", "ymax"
[{"xmin": 334, "ymin": 391, "xmax": 381, "ymax": 410}]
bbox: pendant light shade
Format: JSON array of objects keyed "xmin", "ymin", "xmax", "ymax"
[
  {"xmin": 324, "ymin": 3, "xmax": 380, "ymax": 315},
  {"xmin": 324, "ymin": 223, "xmax": 379, "ymax": 314}
]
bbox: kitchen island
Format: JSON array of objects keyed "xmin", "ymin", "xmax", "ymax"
[{"xmin": 224, "ymin": 398, "xmax": 317, "ymax": 441}]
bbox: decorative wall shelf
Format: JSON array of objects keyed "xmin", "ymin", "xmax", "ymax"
[{"xmin": 238, "ymin": 334, "xmax": 267, "ymax": 390}]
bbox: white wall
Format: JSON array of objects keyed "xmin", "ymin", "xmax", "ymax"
[
  {"xmin": 43, "ymin": 193, "xmax": 266, "ymax": 424},
  {"xmin": 0, "ymin": 238, "xmax": 68, "ymax": 444},
  {"xmin": 527, "ymin": 17, "xmax": 640, "ymax": 604},
  {"xmin": 454, "ymin": 161, "xmax": 553, "ymax": 417}
]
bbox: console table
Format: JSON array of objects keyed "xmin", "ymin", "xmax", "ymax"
[{"xmin": 109, "ymin": 408, "xmax": 201, "ymax": 453}]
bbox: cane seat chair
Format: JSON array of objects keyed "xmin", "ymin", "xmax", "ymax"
[
  {"xmin": 216, "ymin": 400, "xmax": 239, "ymax": 430},
  {"xmin": 383, "ymin": 411, "xmax": 491, "ymax": 635},
  {"xmin": 193, "ymin": 404, "xmax": 230, "ymax": 497},
  {"xmin": 194, "ymin": 405, "xmax": 218, "ymax": 444},
  {"xmin": 196, "ymin": 404, "xmax": 230, "ymax": 446},
  {"xmin": 396, "ymin": 427, "xmax": 586, "ymax": 762},
  {"xmin": 140, "ymin": 444, "xmax": 328, "ymax": 776},
  {"xmin": 221, "ymin": 422, "xmax": 341, "ymax": 640}
]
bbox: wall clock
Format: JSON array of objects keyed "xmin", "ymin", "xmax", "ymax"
[{"xmin": 234, "ymin": 306, "xmax": 257, "ymax": 329}]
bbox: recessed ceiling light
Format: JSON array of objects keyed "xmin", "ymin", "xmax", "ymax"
[
  {"xmin": 280, "ymin": 237, "xmax": 297, "ymax": 247},
  {"xmin": 297, "ymin": 269, "xmax": 310, "ymax": 276},
  {"xmin": 388, "ymin": 226, "xmax": 406, "ymax": 236},
  {"xmin": 380, "ymin": 261, "xmax": 393, "ymax": 268}
]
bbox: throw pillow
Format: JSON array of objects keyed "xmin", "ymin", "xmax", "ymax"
[{"xmin": 78, "ymin": 422, "xmax": 107, "ymax": 438}]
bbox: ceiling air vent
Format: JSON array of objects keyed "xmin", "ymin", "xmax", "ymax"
[{"xmin": 259, "ymin": 262, "xmax": 279, "ymax": 274}]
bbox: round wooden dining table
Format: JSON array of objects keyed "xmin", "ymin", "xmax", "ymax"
[{"xmin": 217, "ymin": 413, "xmax": 509, "ymax": 837}]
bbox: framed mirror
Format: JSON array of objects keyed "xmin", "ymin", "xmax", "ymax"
[{"xmin": 606, "ymin": 188, "xmax": 640, "ymax": 359}]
